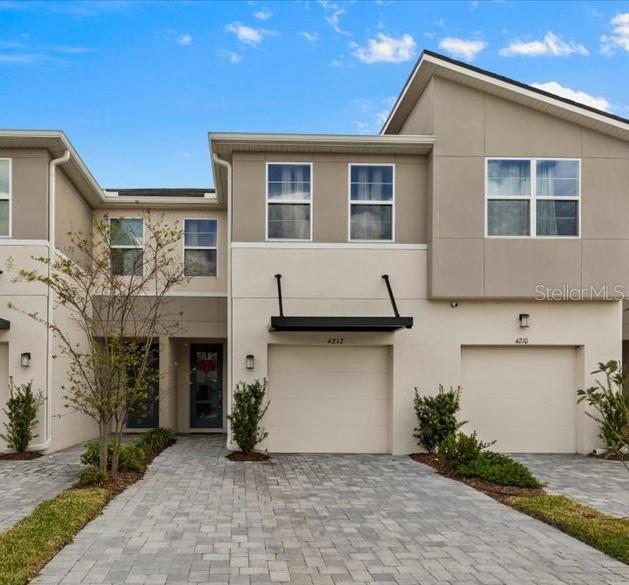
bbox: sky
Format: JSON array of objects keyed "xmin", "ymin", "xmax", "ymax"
[{"xmin": 1, "ymin": 0, "xmax": 629, "ymax": 188}]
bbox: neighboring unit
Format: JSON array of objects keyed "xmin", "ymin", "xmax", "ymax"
[{"xmin": 1, "ymin": 50, "xmax": 628, "ymax": 455}]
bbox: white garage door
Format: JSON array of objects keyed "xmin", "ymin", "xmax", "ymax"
[
  {"xmin": 267, "ymin": 345, "xmax": 390, "ymax": 453},
  {"xmin": 460, "ymin": 346, "xmax": 577, "ymax": 453}
]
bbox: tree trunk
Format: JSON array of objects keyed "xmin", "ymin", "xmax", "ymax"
[{"xmin": 98, "ymin": 421, "xmax": 108, "ymax": 474}]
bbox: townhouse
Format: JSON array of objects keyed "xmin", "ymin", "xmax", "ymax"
[{"xmin": 1, "ymin": 50, "xmax": 628, "ymax": 455}]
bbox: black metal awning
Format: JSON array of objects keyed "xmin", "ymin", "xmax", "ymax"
[
  {"xmin": 0, "ymin": 318, "xmax": 10, "ymax": 330},
  {"xmin": 269, "ymin": 274, "xmax": 413, "ymax": 332}
]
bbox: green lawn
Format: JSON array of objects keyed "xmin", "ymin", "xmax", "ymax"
[
  {"xmin": 0, "ymin": 488, "xmax": 110, "ymax": 585},
  {"xmin": 510, "ymin": 494, "xmax": 629, "ymax": 565}
]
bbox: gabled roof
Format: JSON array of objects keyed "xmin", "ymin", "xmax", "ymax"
[{"xmin": 382, "ymin": 50, "xmax": 629, "ymax": 141}]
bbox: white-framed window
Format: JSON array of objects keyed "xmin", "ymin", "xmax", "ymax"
[
  {"xmin": 266, "ymin": 162, "xmax": 312, "ymax": 241},
  {"xmin": 110, "ymin": 218, "xmax": 144, "ymax": 276},
  {"xmin": 486, "ymin": 158, "xmax": 580, "ymax": 238},
  {"xmin": 349, "ymin": 163, "xmax": 395, "ymax": 241},
  {"xmin": 0, "ymin": 158, "xmax": 11, "ymax": 237},
  {"xmin": 184, "ymin": 218, "xmax": 218, "ymax": 277}
]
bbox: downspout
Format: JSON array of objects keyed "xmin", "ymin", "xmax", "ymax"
[
  {"xmin": 212, "ymin": 153, "xmax": 233, "ymax": 448},
  {"xmin": 31, "ymin": 150, "xmax": 70, "ymax": 451}
]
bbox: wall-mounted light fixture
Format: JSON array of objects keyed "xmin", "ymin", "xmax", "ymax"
[
  {"xmin": 20, "ymin": 352, "xmax": 31, "ymax": 368},
  {"xmin": 246, "ymin": 354, "xmax": 255, "ymax": 370},
  {"xmin": 518, "ymin": 313, "xmax": 530, "ymax": 328}
]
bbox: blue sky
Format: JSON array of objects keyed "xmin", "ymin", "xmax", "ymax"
[{"xmin": 1, "ymin": 0, "xmax": 628, "ymax": 188}]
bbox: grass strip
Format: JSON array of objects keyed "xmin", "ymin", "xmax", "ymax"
[
  {"xmin": 0, "ymin": 488, "xmax": 110, "ymax": 585},
  {"xmin": 509, "ymin": 494, "xmax": 629, "ymax": 565}
]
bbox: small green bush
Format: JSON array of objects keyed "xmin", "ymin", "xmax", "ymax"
[
  {"xmin": 413, "ymin": 385, "xmax": 465, "ymax": 453},
  {"xmin": 228, "ymin": 379, "xmax": 269, "ymax": 453},
  {"xmin": 78, "ymin": 467, "xmax": 109, "ymax": 486},
  {"xmin": 1, "ymin": 381, "xmax": 44, "ymax": 453},
  {"xmin": 80, "ymin": 441, "xmax": 146, "ymax": 472},
  {"xmin": 457, "ymin": 452, "xmax": 542, "ymax": 488},
  {"xmin": 136, "ymin": 427, "xmax": 175, "ymax": 453},
  {"xmin": 438, "ymin": 431, "xmax": 494, "ymax": 468}
]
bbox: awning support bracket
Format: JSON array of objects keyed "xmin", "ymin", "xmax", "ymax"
[
  {"xmin": 381, "ymin": 274, "xmax": 400, "ymax": 318},
  {"xmin": 274, "ymin": 273, "xmax": 284, "ymax": 317}
]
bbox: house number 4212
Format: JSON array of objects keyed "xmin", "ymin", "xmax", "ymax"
[{"xmin": 327, "ymin": 337, "xmax": 344, "ymax": 345}]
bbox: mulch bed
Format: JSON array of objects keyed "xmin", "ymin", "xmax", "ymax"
[
  {"xmin": 590, "ymin": 452, "xmax": 626, "ymax": 462},
  {"xmin": 410, "ymin": 453, "xmax": 544, "ymax": 502},
  {"xmin": 0, "ymin": 451, "xmax": 43, "ymax": 461},
  {"xmin": 226, "ymin": 451, "xmax": 271, "ymax": 462}
]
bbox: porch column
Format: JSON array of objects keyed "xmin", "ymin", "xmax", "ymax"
[{"xmin": 158, "ymin": 337, "xmax": 177, "ymax": 430}]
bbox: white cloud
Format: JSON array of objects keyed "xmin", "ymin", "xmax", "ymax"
[
  {"xmin": 531, "ymin": 81, "xmax": 610, "ymax": 111},
  {"xmin": 354, "ymin": 96, "xmax": 396, "ymax": 133},
  {"xmin": 219, "ymin": 49, "xmax": 242, "ymax": 64},
  {"xmin": 499, "ymin": 32, "xmax": 588, "ymax": 57},
  {"xmin": 176, "ymin": 33, "xmax": 192, "ymax": 46},
  {"xmin": 301, "ymin": 31, "xmax": 319, "ymax": 42},
  {"xmin": 253, "ymin": 8, "xmax": 271, "ymax": 20},
  {"xmin": 225, "ymin": 22, "xmax": 277, "ymax": 46},
  {"xmin": 319, "ymin": 0, "xmax": 350, "ymax": 36},
  {"xmin": 438, "ymin": 37, "xmax": 487, "ymax": 61},
  {"xmin": 352, "ymin": 33, "xmax": 416, "ymax": 64},
  {"xmin": 601, "ymin": 13, "xmax": 629, "ymax": 55}
]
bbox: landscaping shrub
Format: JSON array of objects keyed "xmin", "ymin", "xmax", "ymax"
[
  {"xmin": 136, "ymin": 427, "xmax": 175, "ymax": 453},
  {"xmin": 457, "ymin": 452, "xmax": 542, "ymax": 488},
  {"xmin": 228, "ymin": 379, "xmax": 269, "ymax": 453},
  {"xmin": 413, "ymin": 385, "xmax": 465, "ymax": 452},
  {"xmin": 438, "ymin": 431, "xmax": 494, "ymax": 468},
  {"xmin": 1, "ymin": 381, "xmax": 44, "ymax": 453},
  {"xmin": 80, "ymin": 440, "xmax": 145, "ymax": 472},
  {"xmin": 78, "ymin": 467, "xmax": 109, "ymax": 486},
  {"xmin": 577, "ymin": 360, "xmax": 629, "ymax": 457}
]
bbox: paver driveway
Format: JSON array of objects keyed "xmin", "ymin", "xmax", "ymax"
[
  {"xmin": 0, "ymin": 443, "xmax": 84, "ymax": 531},
  {"xmin": 34, "ymin": 435, "xmax": 629, "ymax": 585},
  {"xmin": 514, "ymin": 454, "xmax": 628, "ymax": 517}
]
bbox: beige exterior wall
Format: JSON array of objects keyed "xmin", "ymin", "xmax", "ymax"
[
  {"xmin": 232, "ymin": 152, "xmax": 428, "ymax": 244},
  {"xmin": 56, "ymin": 169, "xmax": 93, "ymax": 267},
  {"xmin": 398, "ymin": 76, "xmax": 629, "ymax": 300},
  {"xmin": 230, "ymin": 246, "xmax": 620, "ymax": 455},
  {"xmin": 0, "ymin": 148, "xmax": 49, "ymax": 240}
]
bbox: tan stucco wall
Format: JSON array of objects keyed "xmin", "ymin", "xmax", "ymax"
[
  {"xmin": 232, "ymin": 152, "xmax": 428, "ymax": 244},
  {"xmin": 0, "ymin": 148, "xmax": 49, "ymax": 240},
  {"xmin": 56, "ymin": 169, "xmax": 93, "ymax": 268},
  {"xmin": 399, "ymin": 76, "xmax": 629, "ymax": 300},
  {"xmin": 230, "ymin": 246, "xmax": 620, "ymax": 455}
]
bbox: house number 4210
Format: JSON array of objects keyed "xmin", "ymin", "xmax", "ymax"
[{"xmin": 327, "ymin": 337, "xmax": 344, "ymax": 345}]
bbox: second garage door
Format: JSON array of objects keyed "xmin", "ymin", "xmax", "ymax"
[
  {"xmin": 267, "ymin": 345, "xmax": 390, "ymax": 453},
  {"xmin": 460, "ymin": 346, "xmax": 577, "ymax": 453}
]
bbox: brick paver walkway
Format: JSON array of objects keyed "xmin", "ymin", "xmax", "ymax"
[
  {"xmin": 513, "ymin": 453, "xmax": 628, "ymax": 517},
  {"xmin": 0, "ymin": 443, "xmax": 84, "ymax": 531},
  {"xmin": 33, "ymin": 435, "xmax": 629, "ymax": 585}
]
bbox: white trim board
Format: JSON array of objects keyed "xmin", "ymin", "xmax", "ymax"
[{"xmin": 231, "ymin": 241, "xmax": 427, "ymax": 250}]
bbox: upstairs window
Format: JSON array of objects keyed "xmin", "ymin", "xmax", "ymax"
[
  {"xmin": 110, "ymin": 218, "xmax": 144, "ymax": 276},
  {"xmin": 0, "ymin": 159, "xmax": 11, "ymax": 237},
  {"xmin": 349, "ymin": 164, "xmax": 394, "ymax": 241},
  {"xmin": 184, "ymin": 219, "xmax": 217, "ymax": 277},
  {"xmin": 486, "ymin": 159, "xmax": 580, "ymax": 237},
  {"xmin": 267, "ymin": 163, "xmax": 312, "ymax": 240}
]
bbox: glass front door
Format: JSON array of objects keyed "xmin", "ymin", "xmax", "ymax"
[{"xmin": 190, "ymin": 344, "xmax": 223, "ymax": 428}]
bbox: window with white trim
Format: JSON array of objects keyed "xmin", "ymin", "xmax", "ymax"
[
  {"xmin": 267, "ymin": 163, "xmax": 312, "ymax": 240},
  {"xmin": 486, "ymin": 159, "xmax": 580, "ymax": 237},
  {"xmin": 110, "ymin": 218, "xmax": 144, "ymax": 275},
  {"xmin": 0, "ymin": 159, "xmax": 11, "ymax": 237},
  {"xmin": 184, "ymin": 219, "xmax": 217, "ymax": 277},
  {"xmin": 349, "ymin": 164, "xmax": 394, "ymax": 241}
]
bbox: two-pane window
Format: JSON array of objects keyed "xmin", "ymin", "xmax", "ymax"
[
  {"xmin": 0, "ymin": 159, "xmax": 11, "ymax": 237},
  {"xmin": 184, "ymin": 219, "xmax": 217, "ymax": 277},
  {"xmin": 349, "ymin": 164, "xmax": 394, "ymax": 241},
  {"xmin": 486, "ymin": 159, "xmax": 580, "ymax": 237},
  {"xmin": 267, "ymin": 163, "xmax": 312, "ymax": 240},
  {"xmin": 110, "ymin": 218, "xmax": 144, "ymax": 275}
]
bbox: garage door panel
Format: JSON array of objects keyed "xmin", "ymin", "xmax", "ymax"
[
  {"xmin": 267, "ymin": 345, "xmax": 390, "ymax": 453},
  {"xmin": 461, "ymin": 347, "xmax": 577, "ymax": 453}
]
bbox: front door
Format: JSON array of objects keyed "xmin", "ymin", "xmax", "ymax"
[{"xmin": 190, "ymin": 344, "xmax": 223, "ymax": 429}]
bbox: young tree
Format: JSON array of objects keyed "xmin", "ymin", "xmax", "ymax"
[{"xmin": 14, "ymin": 213, "xmax": 186, "ymax": 475}]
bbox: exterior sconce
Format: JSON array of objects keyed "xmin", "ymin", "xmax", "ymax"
[
  {"xmin": 518, "ymin": 313, "xmax": 530, "ymax": 328},
  {"xmin": 246, "ymin": 354, "xmax": 255, "ymax": 370},
  {"xmin": 20, "ymin": 352, "xmax": 31, "ymax": 368}
]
